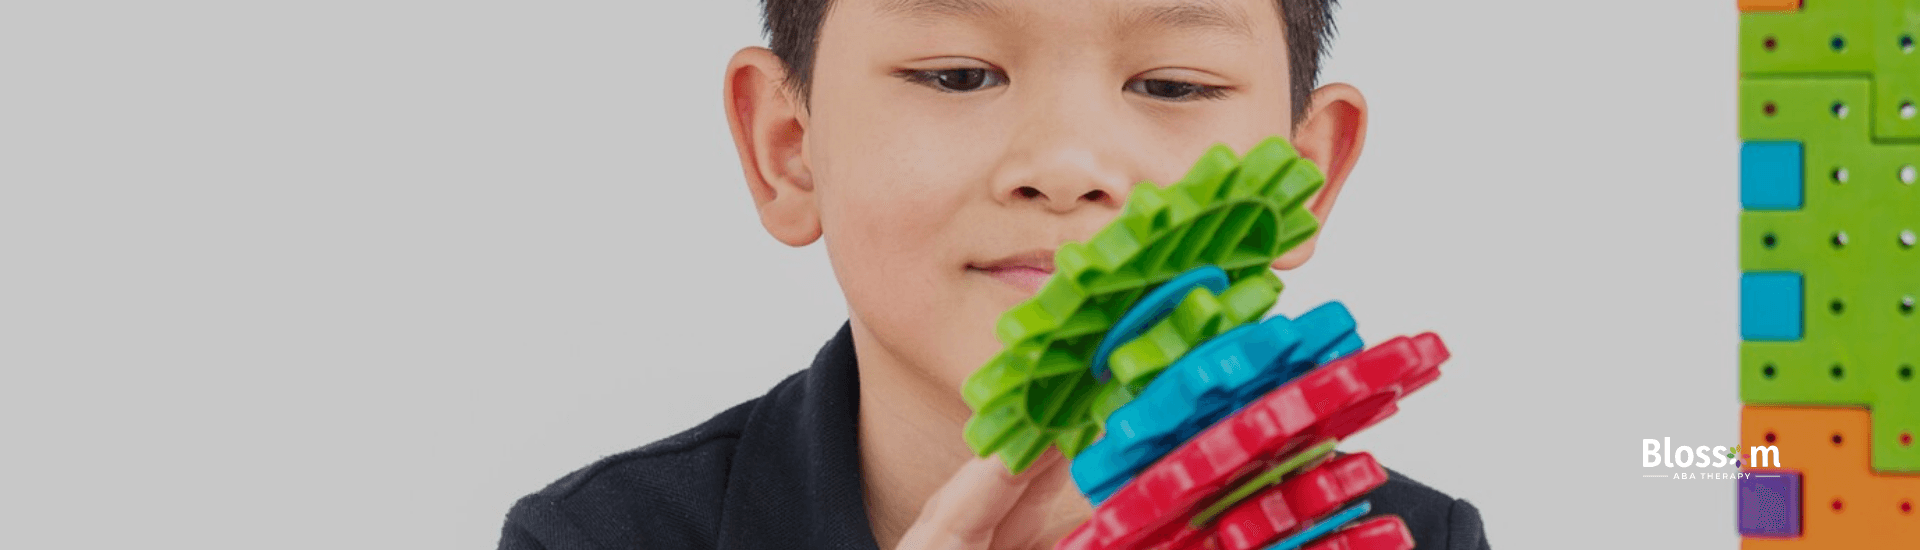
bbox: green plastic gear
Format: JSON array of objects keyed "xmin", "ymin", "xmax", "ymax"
[
  {"xmin": 961, "ymin": 136, "xmax": 1326, "ymax": 472},
  {"xmin": 1088, "ymin": 272, "xmax": 1281, "ymax": 422},
  {"xmin": 964, "ymin": 274, "xmax": 1277, "ymax": 472},
  {"xmin": 1106, "ymin": 272, "xmax": 1283, "ymax": 391}
]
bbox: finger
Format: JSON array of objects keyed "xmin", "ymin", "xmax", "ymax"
[
  {"xmin": 898, "ymin": 452, "xmax": 1064, "ymax": 550},
  {"xmin": 991, "ymin": 451, "xmax": 1088, "ymax": 549}
]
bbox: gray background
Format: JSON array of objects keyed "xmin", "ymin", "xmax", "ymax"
[{"xmin": 0, "ymin": 1, "xmax": 1738, "ymax": 548}]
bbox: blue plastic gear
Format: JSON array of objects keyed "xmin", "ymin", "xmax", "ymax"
[{"xmin": 1071, "ymin": 301, "xmax": 1362, "ymax": 503}]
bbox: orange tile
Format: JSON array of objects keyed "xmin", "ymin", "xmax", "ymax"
[
  {"xmin": 1738, "ymin": 0, "xmax": 1802, "ymax": 12},
  {"xmin": 1741, "ymin": 406, "xmax": 1920, "ymax": 549}
]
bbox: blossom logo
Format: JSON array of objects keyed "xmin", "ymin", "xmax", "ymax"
[{"xmin": 1641, "ymin": 437, "xmax": 1781, "ymax": 480}]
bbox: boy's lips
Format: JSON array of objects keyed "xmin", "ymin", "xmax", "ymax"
[{"xmin": 969, "ymin": 250, "xmax": 1056, "ymax": 294}]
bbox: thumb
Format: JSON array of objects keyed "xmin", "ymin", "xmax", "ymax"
[{"xmin": 895, "ymin": 452, "xmax": 1064, "ymax": 550}]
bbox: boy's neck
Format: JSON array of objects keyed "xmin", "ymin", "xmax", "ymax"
[
  {"xmin": 850, "ymin": 318, "xmax": 974, "ymax": 548},
  {"xmin": 847, "ymin": 320, "xmax": 1089, "ymax": 549}
]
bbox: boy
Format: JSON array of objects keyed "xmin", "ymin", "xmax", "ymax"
[{"xmin": 499, "ymin": 0, "xmax": 1489, "ymax": 549}]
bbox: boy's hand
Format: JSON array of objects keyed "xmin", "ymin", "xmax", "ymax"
[{"xmin": 896, "ymin": 451, "xmax": 1085, "ymax": 550}]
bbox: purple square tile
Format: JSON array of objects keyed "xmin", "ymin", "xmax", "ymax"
[{"xmin": 1739, "ymin": 470, "xmax": 1801, "ymax": 537}]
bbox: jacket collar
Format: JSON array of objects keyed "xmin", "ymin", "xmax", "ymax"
[{"xmin": 719, "ymin": 323, "xmax": 881, "ymax": 549}]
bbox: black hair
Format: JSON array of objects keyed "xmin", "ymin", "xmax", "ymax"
[{"xmin": 759, "ymin": 0, "xmax": 1340, "ymax": 121}]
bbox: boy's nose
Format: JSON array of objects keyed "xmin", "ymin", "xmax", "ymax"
[{"xmin": 993, "ymin": 145, "xmax": 1132, "ymax": 213}]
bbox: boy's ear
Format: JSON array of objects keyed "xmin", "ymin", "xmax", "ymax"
[
  {"xmin": 1273, "ymin": 83, "xmax": 1368, "ymax": 270},
  {"xmin": 724, "ymin": 47, "xmax": 821, "ymax": 247}
]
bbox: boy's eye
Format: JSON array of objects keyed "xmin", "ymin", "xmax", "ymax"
[
  {"xmin": 1128, "ymin": 78, "xmax": 1229, "ymax": 101},
  {"xmin": 901, "ymin": 68, "xmax": 1006, "ymax": 93}
]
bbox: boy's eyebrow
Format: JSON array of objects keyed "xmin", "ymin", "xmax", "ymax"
[
  {"xmin": 1115, "ymin": 0, "xmax": 1255, "ymax": 40},
  {"xmin": 876, "ymin": 0, "xmax": 1254, "ymax": 41},
  {"xmin": 875, "ymin": 0, "xmax": 1010, "ymax": 21}
]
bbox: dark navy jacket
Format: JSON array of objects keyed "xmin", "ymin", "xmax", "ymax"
[{"xmin": 499, "ymin": 324, "xmax": 1491, "ymax": 549}]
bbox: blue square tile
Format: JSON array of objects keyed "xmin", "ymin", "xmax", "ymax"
[
  {"xmin": 1741, "ymin": 272, "xmax": 1803, "ymax": 341},
  {"xmin": 1741, "ymin": 142, "xmax": 1803, "ymax": 211}
]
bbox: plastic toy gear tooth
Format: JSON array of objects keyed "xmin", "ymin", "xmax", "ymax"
[
  {"xmin": 1083, "ymin": 272, "xmax": 1283, "ymax": 438},
  {"xmin": 961, "ymin": 136, "xmax": 1327, "ymax": 473},
  {"xmin": 1071, "ymin": 301, "xmax": 1363, "ymax": 504}
]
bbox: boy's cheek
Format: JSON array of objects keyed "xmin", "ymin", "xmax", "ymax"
[
  {"xmin": 836, "ymin": 247, "xmax": 1008, "ymax": 389},
  {"xmin": 808, "ymin": 128, "xmax": 1034, "ymax": 389}
]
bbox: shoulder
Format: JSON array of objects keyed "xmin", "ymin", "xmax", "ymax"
[
  {"xmin": 1365, "ymin": 468, "xmax": 1491, "ymax": 550},
  {"xmin": 497, "ymin": 325, "xmax": 863, "ymax": 550},
  {"xmin": 499, "ymin": 399, "xmax": 757, "ymax": 550}
]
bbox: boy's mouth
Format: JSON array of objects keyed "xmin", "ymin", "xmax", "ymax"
[{"xmin": 968, "ymin": 250, "xmax": 1056, "ymax": 294}]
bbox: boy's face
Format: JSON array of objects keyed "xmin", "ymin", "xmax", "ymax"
[{"xmin": 728, "ymin": 0, "xmax": 1362, "ymax": 395}]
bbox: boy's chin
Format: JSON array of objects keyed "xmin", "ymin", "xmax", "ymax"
[{"xmin": 928, "ymin": 324, "xmax": 1007, "ymax": 390}]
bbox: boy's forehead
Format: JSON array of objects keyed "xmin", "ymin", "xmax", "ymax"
[{"xmin": 843, "ymin": 0, "xmax": 1282, "ymax": 41}]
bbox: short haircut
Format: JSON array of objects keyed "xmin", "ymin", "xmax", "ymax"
[{"xmin": 759, "ymin": 0, "xmax": 1340, "ymax": 122}]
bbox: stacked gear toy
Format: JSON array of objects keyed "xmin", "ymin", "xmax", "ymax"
[
  {"xmin": 1735, "ymin": 1, "xmax": 1920, "ymax": 547},
  {"xmin": 960, "ymin": 137, "xmax": 1455, "ymax": 550},
  {"xmin": 961, "ymin": 137, "xmax": 1322, "ymax": 473}
]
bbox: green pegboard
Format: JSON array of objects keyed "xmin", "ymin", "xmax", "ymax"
[
  {"xmin": 1872, "ymin": 1, "xmax": 1920, "ymax": 140},
  {"xmin": 1740, "ymin": 11, "xmax": 1877, "ymax": 76},
  {"xmin": 1742, "ymin": 0, "xmax": 1920, "ymax": 142},
  {"xmin": 961, "ymin": 137, "xmax": 1323, "ymax": 473},
  {"xmin": 1740, "ymin": 73, "xmax": 1920, "ymax": 473},
  {"xmin": 1740, "ymin": 77, "xmax": 1874, "ymax": 143}
]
